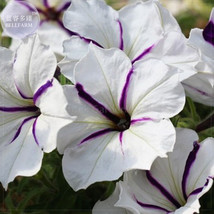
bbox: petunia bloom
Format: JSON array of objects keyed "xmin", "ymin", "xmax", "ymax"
[
  {"xmin": 59, "ymin": 0, "xmax": 198, "ymax": 82},
  {"xmin": 0, "ymin": 35, "xmax": 71, "ymax": 189},
  {"xmin": 57, "ymin": 44, "xmax": 185, "ymax": 191},
  {"xmin": 183, "ymin": 8, "xmax": 214, "ymax": 106},
  {"xmin": 93, "ymin": 128, "xmax": 214, "ymax": 214},
  {"xmin": 9, "ymin": 0, "xmax": 72, "ymax": 56}
]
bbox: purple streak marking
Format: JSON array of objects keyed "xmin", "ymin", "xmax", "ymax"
[
  {"xmin": 76, "ymin": 83, "xmax": 121, "ymax": 124},
  {"xmin": 132, "ymin": 45, "xmax": 154, "ymax": 64},
  {"xmin": 131, "ymin": 117, "xmax": 152, "ymax": 125},
  {"xmin": 117, "ymin": 20, "xmax": 124, "ymax": 50},
  {"xmin": 43, "ymin": 0, "xmax": 49, "ymax": 8},
  {"xmin": 182, "ymin": 141, "xmax": 200, "ymax": 200},
  {"xmin": 79, "ymin": 128, "xmax": 114, "ymax": 145},
  {"xmin": 203, "ymin": 21, "xmax": 214, "ymax": 46},
  {"xmin": 15, "ymin": 85, "xmax": 33, "ymax": 100},
  {"xmin": 119, "ymin": 131, "xmax": 124, "ymax": 155},
  {"xmin": 119, "ymin": 68, "xmax": 134, "ymax": 111},
  {"xmin": 0, "ymin": 106, "xmax": 38, "ymax": 112},
  {"xmin": 15, "ymin": 0, "xmax": 35, "ymax": 12},
  {"xmin": 146, "ymin": 171, "xmax": 181, "ymax": 208},
  {"xmin": 32, "ymin": 117, "xmax": 39, "ymax": 145},
  {"xmin": 57, "ymin": 20, "xmax": 104, "ymax": 47},
  {"xmin": 183, "ymin": 83, "xmax": 211, "ymax": 97},
  {"xmin": 33, "ymin": 79, "xmax": 53, "ymax": 104},
  {"xmin": 57, "ymin": 2, "xmax": 71, "ymax": 12},
  {"xmin": 133, "ymin": 195, "xmax": 171, "ymax": 213},
  {"xmin": 189, "ymin": 179, "xmax": 209, "ymax": 196},
  {"xmin": 9, "ymin": 116, "xmax": 37, "ymax": 144}
]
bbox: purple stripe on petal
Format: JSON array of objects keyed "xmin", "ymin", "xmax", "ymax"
[
  {"xmin": 76, "ymin": 83, "xmax": 121, "ymax": 124},
  {"xmin": 0, "ymin": 106, "xmax": 38, "ymax": 112},
  {"xmin": 57, "ymin": 2, "xmax": 71, "ymax": 12},
  {"xmin": 203, "ymin": 21, "xmax": 214, "ymax": 46},
  {"xmin": 182, "ymin": 141, "xmax": 200, "ymax": 200},
  {"xmin": 131, "ymin": 45, "xmax": 154, "ymax": 64},
  {"xmin": 189, "ymin": 179, "xmax": 209, "ymax": 196},
  {"xmin": 146, "ymin": 171, "xmax": 181, "ymax": 208},
  {"xmin": 43, "ymin": 0, "xmax": 49, "ymax": 8},
  {"xmin": 15, "ymin": 0, "xmax": 35, "ymax": 12},
  {"xmin": 15, "ymin": 84, "xmax": 33, "ymax": 100},
  {"xmin": 131, "ymin": 117, "xmax": 153, "ymax": 125},
  {"xmin": 79, "ymin": 128, "xmax": 114, "ymax": 145},
  {"xmin": 57, "ymin": 20, "xmax": 104, "ymax": 48},
  {"xmin": 32, "ymin": 117, "xmax": 39, "ymax": 146},
  {"xmin": 183, "ymin": 83, "xmax": 212, "ymax": 97},
  {"xmin": 9, "ymin": 116, "xmax": 37, "ymax": 144},
  {"xmin": 133, "ymin": 195, "xmax": 171, "ymax": 213},
  {"xmin": 33, "ymin": 79, "xmax": 53, "ymax": 104},
  {"xmin": 117, "ymin": 20, "xmax": 124, "ymax": 50},
  {"xmin": 40, "ymin": 19, "xmax": 48, "ymax": 26},
  {"xmin": 119, "ymin": 131, "xmax": 124, "ymax": 155},
  {"xmin": 119, "ymin": 68, "xmax": 134, "ymax": 111}
]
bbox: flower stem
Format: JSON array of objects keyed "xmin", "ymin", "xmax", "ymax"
[{"xmin": 196, "ymin": 112, "xmax": 214, "ymax": 132}]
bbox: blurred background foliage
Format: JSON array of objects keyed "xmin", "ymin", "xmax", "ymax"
[{"xmin": 0, "ymin": 0, "xmax": 214, "ymax": 213}]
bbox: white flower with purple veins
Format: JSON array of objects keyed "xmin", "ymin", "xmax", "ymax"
[
  {"xmin": 58, "ymin": 44, "xmax": 185, "ymax": 191},
  {"xmin": 59, "ymin": 0, "xmax": 198, "ymax": 82},
  {"xmin": 93, "ymin": 128, "xmax": 214, "ymax": 214},
  {"xmin": 12, "ymin": 0, "xmax": 72, "ymax": 55},
  {"xmin": 0, "ymin": 35, "xmax": 70, "ymax": 189},
  {"xmin": 183, "ymin": 8, "xmax": 214, "ymax": 106}
]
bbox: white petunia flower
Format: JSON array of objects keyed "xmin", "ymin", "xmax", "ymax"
[
  {"xmin": 183, "ymin": 8, "xmax": 214, "ymax": 106},
  {"xmin": 59, "ymin": 0, "xmax": 198, "ymax": 82},
  {"xmin": 9, "ymin": 0, "xmax": 72, "ymax": 56},
  {"xmin": 0, "ymin": 34, "xmax": 72, "ymax": 189},
  {"xmin": 58, "ymin": 44, "xmax": 185, "ymax": 191},
  {"xmin": 93, "ymin": 128, "xmax": 214, "ymax": 214}
]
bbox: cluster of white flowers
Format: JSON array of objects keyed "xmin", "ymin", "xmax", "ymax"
[{"xmin": 0, "ymin": 0, "xmax": 213, "ymax": 213}]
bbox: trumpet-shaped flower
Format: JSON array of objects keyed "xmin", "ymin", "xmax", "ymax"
[
  {"xmin": 93, "ymin": 128, "xmax": 214, "ymax": 214},
  {"xmin": 58, "ymin": 44, "xmax": 185, "ymax": 191},
  {"xmin": 0, "ymin": 35, "xmax": 71, "ymax": 189},
  {"xmin": 9, "ymin": 0, "xmax": 72, "ymax": 55},
  {"xmin": 183, "ymin": 8, "xmax": 214, "ymax": 106},
  {"xmin": 59, "ymin": 0, "xmax": 198, "ymax": 82}
]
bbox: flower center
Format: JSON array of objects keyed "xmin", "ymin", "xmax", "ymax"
[
  {"xmin": 44, "ymin": 8, "xmax": 60, "ymax": 21},
  {"xmin": 116, "ymin": 111, "xmax": 131, "ymax": 131}
]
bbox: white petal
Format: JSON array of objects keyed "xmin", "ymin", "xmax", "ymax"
[
  {"xmin": 57, "ymin": 85, "xmax": 112, "ymax": 154},
  {"xmin": 36, "ymin": 78, "xmax": 70, "ymax": 118},
  {"xmin": 63, "ymin": 0, "xmax": 120, "ymax": 48},
  {"xmin": 58, "ymin": 36, "xmax": 89, "ymax": 82},
  {"xmin": 74, "ymin": 45, "xmax": 132, "ymax": 115},
  {"xmin": 0, "ymin": 112, "xmax": 36, "ymax": 148},
  {"xmin": 13, "ymin": 34, "xmax": 57, "ymax": 96},
  {"xmin": 93, "ymin": 183, "xmax": 128, "ymax": 214},
  {"xmin": 62, "ymin": 131, "xmax": 124, "ymax": 191},
  {"xmin": 123, "ymin": 118, "xmax": 176, "ymax": 168},
  {"xmin": 188, "ymin": 28, "xmax": 214, "ymax": 60},
  {"xmin": 176, "ymin": 178, "xmax": 213, "ymax": 214},
  {"xmin": 0, "ymin": 47, "xmax": 21, "ymax": 99},
  {"xmin": 144, "ymin": 31, "xmax": 198, "ymax": 81},
  {"xmin": 185, "ymin": 137, "xmax": 214, "ymax": 196},
  {"xmin": 0, "ymin": 118, "xmax": 43, "ymax": 189},
  {"xmin": 38, "ymin": 22, "xmax": 70, "ymax": 56},
  {"xmin": 119, "ymin": 1, "xmax": 163, "ymax": 61},
  {"xmin": 33, "ymin": 79, "xmax": 73, "ymax": 153},
  {"xmin": 126, "ymin": 59, "xmax": 185, "ymax": 119},
  {"xmin": 145, "ymin": 128, "xmax": 199, "ymax": 206},
  {"xmin": 152, "ymin": 0, "xmax": 181, "ymax": 33},
  {"xmin": 183, "ymin": 73, "xmax": 214, "ymax": 106},
  {"xmin": 116, "ymin": 174, "xmax": 173, "ymax": 214}
]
